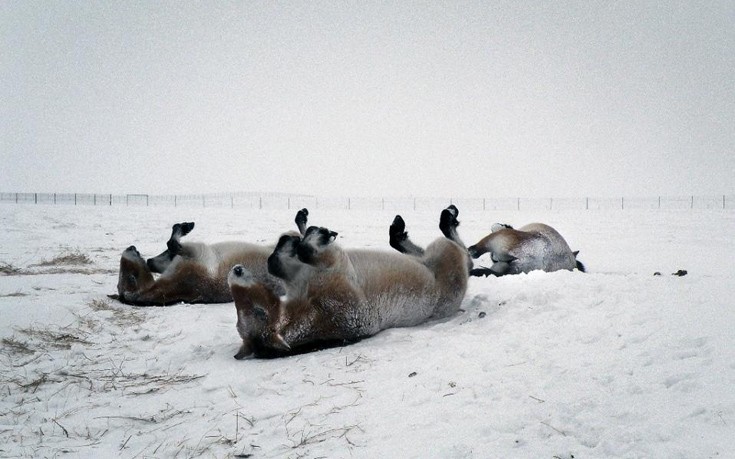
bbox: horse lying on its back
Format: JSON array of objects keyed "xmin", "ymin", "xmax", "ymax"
[
  {"xmin": 228, "ymin": 206, "xmax": 471, "ymax": 358},
  {"xmin": 111, "ymin": 210, "xmax": 310, "ymax": 306}
]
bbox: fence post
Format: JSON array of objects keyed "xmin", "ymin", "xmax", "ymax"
[
  {"xmin": 174, "ymin": 195, "xmax": 177, "ymax": 207},
  {"xmin": 585, "ymin": 197, "xmax": 589, "ymax": 210},
  {"xmin": 34, "ymin": 193, "xmax": 37, "ymax": 204},
  {"xmin": 517, "ymin": 197, "xmax": 520, "ymax": 211},
  {"xmin": 15, "ymin": 193, "xmax": 18, "ymax": 203},
  {"xmin": 382, "ymin": 198, "xmax": 385, "ymax": 211},
  {"xmin": 658, "ymin": 196, "xmax": 661, "ymax": 209},
  {"xmin": 75, "ymin": 193, "xmax": 77, "ymax": 205},
  {"xmin": 94, "ymin": 194, "xmax": 96, "ymax": 205},
  {"xmin": 483, "ymin": 198, "xmax": 486, "ymax": 211},
  {"xmin": 54, "ymin": 193, "xmax": 57, "ymax": 205},
  {"xmin": 724, "ymin": 195, "xmax": 727, "ymax": 210},
  {"xmin": 146, "ymin": 195, "xmax": 149, "ymax": 206},
  {"xmin": 259, "ymin": 197, "xmax": 262, "ymax": 210},
  {"xmin": 288, "ymin": 197, "xmax": 290, "ymax": 210},
  {"xmin": 621, "ymin": 197, "xmax": 624, "ymax": 210},
  {"xmin": 691, "ymin": 195, "xmax": 694, "ymax": 209},
  {"xmin": 413, "ymin": 198, "xmax": 416, "ymax": 211}
]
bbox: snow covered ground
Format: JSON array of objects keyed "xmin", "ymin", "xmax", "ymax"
[{"xmin": 1, "ymin": 203, "xmax": 734, "ymax": 458}]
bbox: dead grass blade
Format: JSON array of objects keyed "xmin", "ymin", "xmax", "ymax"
[
  {"xmin": 0, "ymin": 262, "xmax": 23, "ymax": 275},
  {"xmin": 32, "ymin": 249, "xmax": 92, "ymax": 267},
  {"xmin": 1, "ymin": 336, "xmax": 35, "ymax": 356},
  {"xmin": 17, "ymin": 326, "xmax": 93, "ymax": 350}
]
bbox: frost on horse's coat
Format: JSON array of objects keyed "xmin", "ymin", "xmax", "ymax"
[
  {"xmin": 467, "ymin": 222, "xmax": 584, "ymax": 276},
  {"xmin": 229, "ymin": 207, "xmax": 471, "ymax": 358}
]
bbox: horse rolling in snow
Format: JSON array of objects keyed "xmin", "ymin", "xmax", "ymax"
[
  {"xmin": 228, "ymin": 206, "xmax": 471, "ymax": 359},
  {"xmin": 112, "ymin": 210, "xmax": 310, "ymax": 306},
  {"xmin": 467, "ymin": 222, "xmax": 585, "ymax": 277}
]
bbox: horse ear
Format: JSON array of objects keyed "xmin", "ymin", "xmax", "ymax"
[
  {"xmin": 270, "ymin": 333, "xmax": 291, "ymax": 351},
  {"xmin": 573, "ymin": 250, "xmax": 580, "ymax": 257},
  {"xmin": 234, "ymin": 341, "xmax": 253, "ymax": 360},
  {"xmin": 328, "ymin": 231, "xmax": 338, "ymax": 242}
]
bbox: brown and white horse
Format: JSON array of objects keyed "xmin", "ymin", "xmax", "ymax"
[
  {"xmin": 112, "ymin": 210, "xmax": 309, "ymax": 306},
  {"xmin": 467, "ymin": 222, "xmax": 584, "ymax": 277},
  {"xmin": 228, "ymin": 206, "xmax": 471, "ymax": 358}
]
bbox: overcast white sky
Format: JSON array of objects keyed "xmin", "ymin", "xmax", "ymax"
[{"xmin": 2, "ymin": 1, "xmax": 733, "ymax": 198}]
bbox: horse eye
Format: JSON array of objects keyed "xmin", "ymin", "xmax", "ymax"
[{"xmin": 253, "ymin": 307, "xmax": 267, "ymax": 321}]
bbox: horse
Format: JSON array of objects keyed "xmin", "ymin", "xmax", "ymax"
[
  {"xmin": 467, "ymin": 222, "xmax": 584, "ymax": 276},
  {"xmin": 111, "ymin": 210, "xmax": 309, "ymax": 306},
  {"xmin": 228, "ymin": 206, "xmax": 471, "ymax": 358}
]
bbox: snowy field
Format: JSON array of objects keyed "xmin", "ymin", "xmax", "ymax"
[{"xmin": 1, "ymin": 203, "xmax": 734, "ymax": 458}]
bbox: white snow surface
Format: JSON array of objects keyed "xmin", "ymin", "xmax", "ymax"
[{"xmin": 1, "ymin": 204, "xmax": 734, "ymax": 458}]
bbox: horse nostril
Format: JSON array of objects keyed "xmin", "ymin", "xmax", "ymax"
[{"xmin": 233, "ymin": 265, "xmax": 243, "ymax": 277}]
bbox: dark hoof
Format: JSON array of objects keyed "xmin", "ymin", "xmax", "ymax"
[
  {"xmin": 295, "ymin": 209, "xmax": 309, "ymax": 234},
  {"xmin": 390, "ymin": 215, "xmax": 406, "ymax": 236},
  {"xmin": 439, "ymin": 207, "xmax": 459, "ymax": 238},
  {"xmin": 389, "ymin": 215, "xmax": 408, "ymax": 252},
  {"xmin": 172, "ymin": 222, "xmax": 195, "ymax": 236},
  {"xmin": 446, "ymin": 204, "xmax": 459, "ymax": 218},
  {"xmin": 181, "ymin": 222, "xmax": 195, "ymax": 235},
  {"xmin": 672, "ymin": 269, "xmax": 688, "ymax": 277},
  {"xmin": 470, "ymin": 267, "xmax": 495, "ymax": 277}
]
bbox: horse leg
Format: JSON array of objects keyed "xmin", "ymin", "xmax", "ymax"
[
  {"xmin": 439, "ymin": 205, "xmax": 467, "ymax": 249},
  {"xmin": 295, "ymin": 208, "xmax": 309, "ymax": 236},
  {"xmin": 389, "ymin": 215, "xmax": 425, "ymax": 256}
]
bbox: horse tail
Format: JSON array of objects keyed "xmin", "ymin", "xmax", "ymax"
[{"xmin": 573, "ymin": 251, "xmax": 586, "ymax": 273}]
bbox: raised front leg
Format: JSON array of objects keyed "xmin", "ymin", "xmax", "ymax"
[
  {"xmin": 147, "ymin": 222, "xmax": 196, "ymax": 273},
  {"xmin": 388, "ymin": 215, "xmax": 425, "ymax": 256},
  {"xmin": 295, "ymin": 208, "xmax": 309, "ymax": 236},
  {"xmin": 439, "ymin": 205, "xmax": 466, "ymax": 248},
  {"xmin": 166, "ymin": 222, "xmax": 195, "ymax": 255}
]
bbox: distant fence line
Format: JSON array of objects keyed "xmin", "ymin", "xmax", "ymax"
[{"xmin": 1, "ymin": 192, "xmax": 733, "ymax": 211}]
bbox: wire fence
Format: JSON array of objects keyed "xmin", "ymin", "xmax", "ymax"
[{"xmin": 1, "ymin": 192, "xmax": 733, "ymax": 211}]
